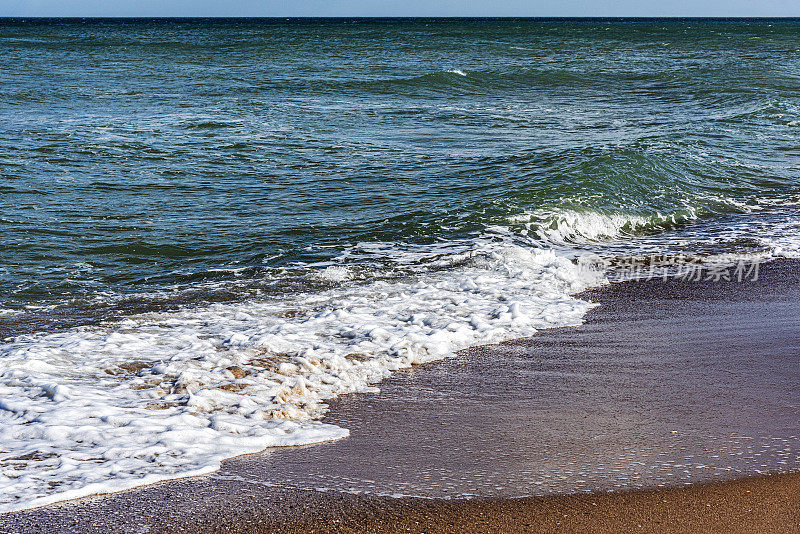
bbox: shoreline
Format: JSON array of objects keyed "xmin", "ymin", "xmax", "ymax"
[
  {"xmin": 7, "ymin": 468, "xmax": 800, "ymax": 533},
  {"xmin": 167, "ymin": 471, "xmax": 800, "ymax": 533},
  {"xmin": 2, "ymin": 258, "xmax": 799, "ymax": 532}
]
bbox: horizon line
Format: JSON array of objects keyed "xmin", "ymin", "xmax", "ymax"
[{"xmin": 2, "ymin": 15, "xmax": 800, "ymax": 20}]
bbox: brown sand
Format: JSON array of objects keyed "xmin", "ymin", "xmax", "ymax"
[
  {"xmin": 5, "ymin": 470, "xmax": 800, "ymax": 533},
  {"xmin": 170, "ymin": 472, "xmax": 800, "ymax": 533}
]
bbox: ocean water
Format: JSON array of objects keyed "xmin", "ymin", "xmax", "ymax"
[{"xmin": 1, "ymin": 18, "xmax": 799, "ymax": 512}]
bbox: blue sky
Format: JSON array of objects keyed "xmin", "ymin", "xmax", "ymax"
[{"xmin": 2, "ymin": 0, "xmax": 799, "ymax": 17}]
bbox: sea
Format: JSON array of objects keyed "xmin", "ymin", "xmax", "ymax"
[{"xmin": 1, "ymin": 17, "xmax": 799, "ymax": 512}]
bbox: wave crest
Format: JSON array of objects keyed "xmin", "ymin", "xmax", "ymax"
[{"xmin": 510, "ymin": 208, "xmax": 699, "ymax": 246}]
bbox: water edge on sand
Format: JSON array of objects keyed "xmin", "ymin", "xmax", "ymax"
[{"xmin": 2, "ymin": 258, "xmax": 799, "ymax": 533}]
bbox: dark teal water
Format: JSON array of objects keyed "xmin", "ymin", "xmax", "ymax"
[{"xmin": 2, "ymin": 18, "xmax": 800, "ymax": 334}]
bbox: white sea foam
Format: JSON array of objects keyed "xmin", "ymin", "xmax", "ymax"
[
  {"xmin": 0, "ymin": 241, "xmax": 605, "ymax": 513},
  {"xmin": 310, "ymin": 265, "xmax": 354, "ymax": 282},
  {"xmin": 510, "ymin": 202, "xmax": 800, "ymax": 258},
  {"xmin": 508, "ymin": 208, "xmax": 695, "ymax": 245},
  {"xmin": 447, "ymin": 69, "xmax": 467, "ymax": 76},
  {"xmin": 749, "ymin": 218, "xmax": 800, "ymax": 258}
]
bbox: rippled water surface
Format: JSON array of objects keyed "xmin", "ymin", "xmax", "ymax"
[{"xmin": 2, "ymin": 18, "xmax": 800, "ymax": 323}]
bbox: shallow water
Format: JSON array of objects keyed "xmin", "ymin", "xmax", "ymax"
[{"xmin": 226, "ymin": 264, "xmax": 800, "ymax": 498}]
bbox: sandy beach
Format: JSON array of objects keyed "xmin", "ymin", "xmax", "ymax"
[
  {"xmin": 2, "ymin": 258, "xmax": 798, "ymax": 533},
  {"xmin": 161, "ymin": 472, "xmax": 800, "ymax": 533}
]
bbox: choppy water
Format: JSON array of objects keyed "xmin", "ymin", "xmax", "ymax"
[{"xmin": 1, "ymin": 18, "xmax": 799, "ymax": 512}]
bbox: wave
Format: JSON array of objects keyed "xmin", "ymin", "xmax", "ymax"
[
  {"xmin": 0, "ymin": 239, "xmax": 605, "ymax": 513},
  {"xmin": 3, "ymin": 200, "xmax": 800, "ymax": 512},
  {"xmin": 510, "ymin": 208, "xmax": 701, "ymax": 246},
  {"xmin": 183, "ymin": 120, "xmax": 243, "ymax": 129},
  {"xmin": 322, "ymin": 65, "xmax": 758, "ymax": 97}
]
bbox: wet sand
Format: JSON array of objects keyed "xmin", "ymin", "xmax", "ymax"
[
  {"xmin": 241, "ymin": 259, "xmax": 800, "ymax": 499},
  {"xmin": 2, "ymin": 259, "xmax": 799, "ymax": 533}
]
